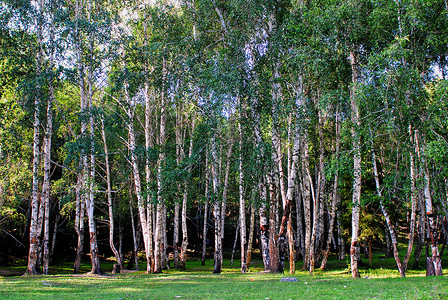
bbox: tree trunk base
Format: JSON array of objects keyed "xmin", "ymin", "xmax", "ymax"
[
  {"xmin": 426, "ymin": 256, "xmax": 443, "ymax": 276},
  {"xmin": 112, "ymin": 263, "xmax": 121, "ymax": 274}
]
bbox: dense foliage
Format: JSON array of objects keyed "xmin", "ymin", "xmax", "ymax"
[{"xmin": 0, "ymin": 0, "xmax": 447, "ymax": 278}]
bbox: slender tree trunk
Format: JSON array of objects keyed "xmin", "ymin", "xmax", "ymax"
[
  {"xmin": 349, "ymin": 50, "xmax": 361, "ymax": 278},
  {"xmin": 84, "ymin": 63, "xmax": 101, "ymax": 275},
  {"xmin": 286, "ymin": 115, "xmax": 295, "ymax": 274},
  {"xmin": 174, "ymin": 111, "xmax": 182, "ymax": 268},
  {"xmin": 41, "ymin": 0, "xmax": 57, "ymax": 275},
  {"xmin": 41, "ymin": 50, "xmax": 56, "ymax": 274},
  {"xmin": 144, "ymin": 88, "xmax": 155, "ymax": 273},
  {"xmin": 421, "ymin": 138, "xmax": 442, "ymax": 276},
  {"xmin": 238, "ymin": 119, "xmax": 247, "ymax": 273},
  {"xmin": 25, "ymin": 0, "xmax": 44, "ymax": 276},
  {"xmin": 287, "ymin": 216, "xmax": 295, "ymax": 274},
  {"xmin": 295, "ymin": 182, "xmax": 304, "ymax": 259},
  {"xmin": 154, "ymin": 59, "xmax": 167, "ymax": 273},
  {"xmin": 201, "ymin": 154, "xmax": 209, "ymax": 266},
  {"xmin": 268, "ymin": 57, "xmax": 283, "ymax": 274},
  {"xmin": 246, "ymin": 203, "xmax": 256, "ymax": 269},
  {"xmin": 201, "ymin": 199, "xmax": 209, "ymax": 266},
  {"xmin": 211, "ymin": 136, "xmax": 223, "ymax": 274},
  {"xmin": 162, "ymin": 209, "xmax": 169, "ymax": 270},
  {"xmin": 315, "ymin": 107, "xmax": 327, "ymax": 264},
  {"xmin": 179, "ymin": 184, "xmax": 188, "ymax": 269},
  {"xmin": 259, "ymin": 184, "xmax": 270, "ymax": 270},
  {"xmin": 372, "ymin": 145, "xmax": 405, "ymax": 277},
  {"xmin": 221, "ymin": 134, "xmax": 234, "ymax": 258},
  {"xmin": 250, "ymin": 102, "xmax": 270, "ymax": 271},
  {"xmin": 308, "ymin": 168, "xmax": 318, "ymax": 274},
  {"xmin": 173, "ymin": 202, "xmax": 180, "ymax": 268},
  {"xmin": 337, "ymin": 210, "xmax": 345, "ymax": 260},
  {"xmin": 49, "ymin": 202, "xmax": 60, "ymax": 260},
  {"xmin": 403, "ymin": 126, "xmax": 418, "ymax": 271},
  {"xmin": 278, "ymin": 108, "xmax": 300, "ymax": 274},
  {"xmin": 321, "ymin": 110, "xmax": 341, "ymax": 270},
  {"xmin": 129, "ymin": 184, "xmax": 139, "ymax": 271},
  {"xmin": 268, "ymin": 172, "xmax": 281, "ymax": 273},
  {"xmin": 230, "ymin": 218, "xmax": 240, "ymax": 266},
  {"xmin": 180, "ymin": 116, "xmax": 195, "ymax": 270},
  {"xmin": 101, "ymin": 119, "xmax": 123, "ymax": 271},
  {"xmin": 413, "ymin": 199, "xmax": 426, "ymax": 269},
  {"xmin": 127, "ymin": 79, "xmax": 151, "ymax": 274},
  {"xmin": 72, "ymin": 0, "xmax": 87, "ymax": 276},
  {"xmin": 142, "ymin": 5, "xmax": 155, "ymax": 273},
  {"xmin": 154, "ymin": 203, "xmax": 164, "ymax": 273},
  {"xmin": 301, "ymin": 134, "xmax": 312, "ymax": 269},
  {"xmin": 41, "ymin": 87, "xmax": 54, "ymax": 275},
  {"xmin": 74, "ymin": 174, "xmax": 85, "ymax": 274}
]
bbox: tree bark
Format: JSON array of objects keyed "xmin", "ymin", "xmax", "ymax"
[
  {"xmin": 295, "ymin": 182, "xmax": 305, "ymax": 259},
  {"xmin": 230, "ymin": 217, "xmax": 240, "ymax": 266},
  {"xmin": 337, "ymin": 209, "xmax": 345, "ymax": 260},
  {"xmin": 403, "ymin": 126, "xmax": 418, "ymax": 271},
  {"xmin": 421, "ymin": 137, "xmax": 443, "ymax": 276},
  {"xmin": 259, "ymin": 183, "xmax": 270, "ymax": 270},
  {"xmin": 42, "ymin": 83, "xmax": 54, "ymax": 275},
  {"xmin": 129, "ymin": 184, "xmax": 139, "ymax": 271},
  {"xmin": 300, "ymin": 127, "xmax": 312, "ymax": 269},
  {"xmin": 173, "ymin": 202, "xmax": 180, "ymax": 269},
  {"xmin": 238, "ymin": 119, "xmax": 247, "ymax": 273},
  {"xmin": 321, "ymin": 110, "xmax": 341, "ymax": 270},
  {"xmin": 174, "ymin": 116, "xmax": 182, "ymax": 269},
  {"xmin": 267, "ymin": 58, "xmax": 284, "ymax": 273},
  {"xmin": 372, "ymin": 145, "xmax": 405, "ymax": 277},
  {"xmin": 74, "ymin": 174, "xmax": 85, "ymax": 274},
  {"xmin": 349, "ymin": 50, "xmax": 361, "ymax": 278},
  {"xmin": 246, "ymin": 203, "xmax": 256, "ymax": 270},
  {"xmin": 101, "ymin": 118, "xmax": 123, "ymax": 271},
  {"xmin": 211, "ymin": 135, "xmax": 223, "ymax": 274},
  {"xmin": 201, "ymin": 153, "xmax": 209, "ymax": 266},
  {"xmin": 179, "ymin": 115, "xmax": 195, "ymax": 270},
  {"xmin": 25, "ymin": 0, "xmax": 45, "ymax": 276},
  {"xmin": 126, "ymin": 76, "xmax": 152, "ymax": 274}
]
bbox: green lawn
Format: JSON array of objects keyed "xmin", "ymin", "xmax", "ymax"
[{"xmin": 1, "ymin": 257, "xmax": 447, "ymax": 299}]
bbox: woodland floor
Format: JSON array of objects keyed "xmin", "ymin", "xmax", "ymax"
[{"xmin": 1, "ymin": 249, "xmax": 448, "ymax": 299}]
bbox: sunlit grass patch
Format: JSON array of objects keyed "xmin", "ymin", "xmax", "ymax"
[{"xmin": 1, "ymin": 254, "xmax": 448, "ymax": 299}]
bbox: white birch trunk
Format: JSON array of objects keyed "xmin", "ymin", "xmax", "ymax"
[
  {"xmin": 372, "ymin": 147, "xmax": 405, "ymax": 276},
  {"xmin": 238, "ymin": 120, "xmax": 247, "ymax": 273},
  {"xmin": 201, "ymin": 153, "xmax": 209, "ymax": 266},
  {"xmin": 420, "ymin": 137, "xmax": 443, "ymax": 276},
  {"xmin": 211, "ymin": 135, "xmax": 223, "ymax": 274},
  {"xmin": 155, "ymin": 61, "xmax": 167, "ymax": 272},
  {"xmin": 126, "ymin": 78, "xmax": 152, "ymax": 274},
  {"xmin": 26, "ymin": 0, "xmax": 45, "ymax": 275},
  {"xmin": 74, "ymin": 174, "xmax": 85, "ymax": 274},
  {"xmin": 349, "ymin": 50, "xmax": 361, "ymax": 278},
  {"xmin": 259, "ymin": 182, "xmax": 270, "ymax": 270},
  {"xmin": 246, "ymin": 202, "xmax": 256, "ymax": 269},
  {"xmin": 180, "ymin": 116, "xmax": 195, "ymax": 270},
  {"xmin": 174, "ymin": 109, "xmax": 183, "ymax": 269},
  {"xmin": 85, "ymin": 55, "xmax": 100, "ymax": 274},
  {"xmin": 129, "ymin": 188, "xmax": 139, "ymax": 271},
  {"xmin": 320, "ymin": 110, "xmax": 341, "ymax": 270},
  {"xmin": 101, "ymin": 119, "xmax": 123, "ymax": 271},
  {"xmin": 402, "ymin": 126, "xmax": 417, "ymax": 271},
  {"xmin": 42, "ymin": 83, "xmax": 54, "ymax": 275},
  {"xmin": 268, "ymin": 59, "xmax": 283, "ymax": 273}
]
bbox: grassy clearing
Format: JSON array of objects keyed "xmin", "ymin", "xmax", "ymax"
[
  {"xmin": 0, "ymin": 267, "xmax": 447, "ymax": 299},
  {"xmin": 1, "ymin": 256, "xmax": 447, "ymax": 299}
]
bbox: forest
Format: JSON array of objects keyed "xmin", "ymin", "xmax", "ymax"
[{"xmin": 0, "ymin": 0, "xmax": 447, "ymax": 281}]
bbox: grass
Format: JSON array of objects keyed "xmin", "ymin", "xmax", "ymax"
[{"xmin": 1, "ymin": 255, "xmax": 448, "ymax": 299}]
